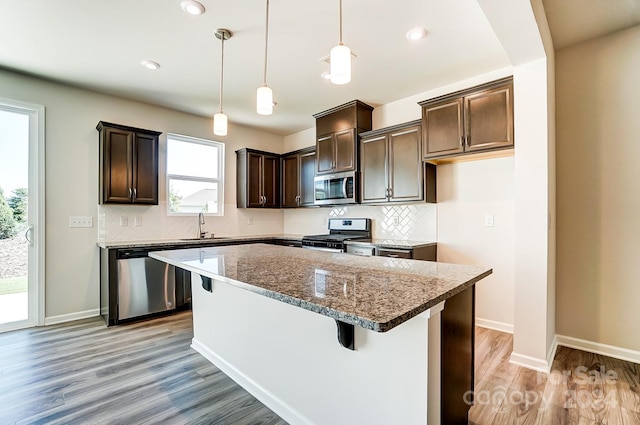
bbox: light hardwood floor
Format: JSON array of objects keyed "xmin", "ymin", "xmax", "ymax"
[
  {"xmin": 0, "ymin": 311, "xmax": 286, "ymax": 425},
  {"xmin": 470, "ymin": 327, "xmax": 640, "ymax": 425},
  {"xmin": 1, "ymin": 312, "xmax": 639, "ymax": 424}
]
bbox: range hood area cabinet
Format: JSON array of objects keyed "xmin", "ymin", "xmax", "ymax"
[
  {"xmin": 360, "ymin": 120, "xmax": 434, "ymax": 204},
  {"xmin": 236, "ymin": 148, "xmax": 280, "ymax": 208},
  {"xmin": 419, "ymin": 77, "xmax": 514, "ymax": 160},
  {"xmin": 281, "ymin": 146, "xmax": 316, "ymax": 207},
  {"xmin": 313, "ymin": 100, "xmax": 373, "ymax": 175},
  {"xmin": 97, "ymin": 121, "xmax": 161, "ymax": 205}
]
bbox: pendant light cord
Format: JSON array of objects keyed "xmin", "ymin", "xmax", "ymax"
[
  {"xmin": 338, "ymin": 0, "xmax": 343, "ymax": 45},
  {"xmin": 219, "ymin": 35, "xmax": 225, "ymax": 113},
  {"xmin": 263, "ymin": 0, "xmax": 270, "ymax": 86}
]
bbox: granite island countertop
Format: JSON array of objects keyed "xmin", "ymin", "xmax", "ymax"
[{"xmin": 150, "ymin": 243, "xmax": 491, "ymax": 332}]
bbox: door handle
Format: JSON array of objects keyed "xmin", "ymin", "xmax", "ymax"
[{"xmin": 25, "ymin": 225, "xmax": 34, "ymax": 247}]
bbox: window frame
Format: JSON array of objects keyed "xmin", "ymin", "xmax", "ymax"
[{"xmin": 166, "ymin": 133, "xmax": 225, "ymax": 216}]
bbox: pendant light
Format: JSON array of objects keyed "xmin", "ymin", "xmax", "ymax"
[
  {"xmin": 214, "ymin": 28, "xmax": 232, "ymax": 136},
  {"xmin": 330, "ymin": 0, "xmax": 351, "ymax": 85},
  {"xmin": 256, "ymin": 0, "xmax": 273, "ymax": 115}
]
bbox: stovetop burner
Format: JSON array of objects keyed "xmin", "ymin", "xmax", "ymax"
[{"xmin": 302, "ymin": 218, "xmax": 372, "ymax": 252}]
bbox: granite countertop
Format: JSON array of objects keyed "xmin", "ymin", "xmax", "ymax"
[
  {"xmin": 97, "ymin": 234, "xmax": 304, "ymax": 249},
  {"xmin": 345, "ymin": 239, "xmax": 436, "ymax": 249},
  {"xmin": 149, "ymin": 243, "xmax": 491, "ymax": 332}
]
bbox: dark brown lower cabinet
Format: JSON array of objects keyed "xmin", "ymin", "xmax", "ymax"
[{"xmin": 441, "ymin": 286, "xmax": 475, "ymax": 425}]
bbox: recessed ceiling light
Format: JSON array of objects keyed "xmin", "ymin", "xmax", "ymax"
[
  {"xmin": 141, "ymin": 60, "xmax": 161, "ymax": 70},
  {"xmin": 406, "ymin": 27, "xmax": 427, "ymax": 41},
  {"xmin": 181, "ymin": 0, "xmax": 205, "ymax": 15},
  {"xmin": 320, "ymin": 71, "xmax": 332, "ymax": 80}
]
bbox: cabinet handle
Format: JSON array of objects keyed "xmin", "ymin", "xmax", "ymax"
[
  {"xmin": 388, "ymin": 187, "xmax": 393, "ymax": 198},
  {"xmin": 465, "ymin": 136, "xmax": 470, "ymax": 147},
  {"xmin": 459, "ymin": 136, "xmax": 464, "ymax": 147},
  {"xmin": 133, "ymin": 188, "xmax": 137, "ymax": 200},
  {"xmin": 128, "ymin": 188, "xmax": 132, "ymax": 199},
  {"xmin": 387, "ymin": 254, "xmax": 399, "ymax": 258}
]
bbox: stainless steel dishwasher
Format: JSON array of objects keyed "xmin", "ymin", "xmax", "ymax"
[{"xmin": 116, "ymin": 248, "xmax": 177, "ymax": 320}]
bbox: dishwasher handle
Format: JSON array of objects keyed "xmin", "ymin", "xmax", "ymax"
[{"xmin": 116, "ymin": 249, "xmax": 150, "ymax": 259}]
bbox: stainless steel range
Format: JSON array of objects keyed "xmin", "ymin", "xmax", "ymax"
[{"xmin": 302, "ymin": 218, "xmax": 372, "ymax": 252}]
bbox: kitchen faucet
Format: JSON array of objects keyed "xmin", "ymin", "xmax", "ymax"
[{"xmin": 198, "ymin": 210, "xmax": 206, "ymax": 239}]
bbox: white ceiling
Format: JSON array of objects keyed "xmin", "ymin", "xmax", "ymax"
[{"xmin": 1, "ymin": 1, "xmax": 636, "ymax": 136}]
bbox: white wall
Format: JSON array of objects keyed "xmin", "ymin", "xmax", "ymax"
[
  {"xmin": 0, "ymin": 68, "xmax": 283, "ymax": 320},
  {"xmin": 556, "ymin": 25, "xmax": 640, "ymax": 352}
]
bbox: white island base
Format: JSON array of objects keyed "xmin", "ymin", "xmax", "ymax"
[{"xmin": 189, "ymin": 273, "xmax": 445, "ymax": 425}]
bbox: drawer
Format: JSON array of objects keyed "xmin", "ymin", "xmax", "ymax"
[{"xmin": 376, "ymin": 248, "xmax": 413, "ymax": 259}]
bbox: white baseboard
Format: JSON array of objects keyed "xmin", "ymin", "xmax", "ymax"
[
  {"xmin": 556, "ymin": 334, "xmax": 640, "ymax": 365},
  {"xmin": 44, "ymin": 308, "xmax": 100, "ymax": 325},
  {"xmin": 475, "ymin": 318, "xmax": 513, "ymax": 334},
  {"xmin": 509, "ymin": 351, "xmax": 552, "ymax": 373},
  {"xmin": 191, "ymin": 338, "xmax": 314, "ymax": 425}
]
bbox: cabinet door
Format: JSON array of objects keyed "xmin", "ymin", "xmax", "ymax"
[
  {"xmin": 360, "ymin": 135, "xmax": 388, "ymax": 204},
  {"xmin": 262, "ymin": 154, "xmax": 280, "ymax": 208},
  {"xmin": 316, "ymin": 134, "xmax": 334, "ymax": 174},
  {"xmin": 299, "ymin": 151, "xmax": 316, "ymax": 206},
  {"xmin": 422, "ymin": 98, "xmax": 464, "ymax": 159},
  {"xmin": 247, "ymin": 152, "xmax": 264, "ymax": 207},
  {"xmin": 282, "ymin": 154, "xmax": 300, "ymax": 207},
  {"xmin": 465, "ymin": 83, "xmax": 514, "ymax": 152},
  {"xmin": 334, "ymin": 129, "xmax": 356, "ymax": 172},
  {"xmin": 103, "ymin": 127, "xmax": 133, "ymax": 203},
  {"xmin": 131, "ymin": 132, "xmax": 158, "ymax": 204},
  {"xmin": 389, "ymin": 125, "xmax": 423, "ymax": 202}
]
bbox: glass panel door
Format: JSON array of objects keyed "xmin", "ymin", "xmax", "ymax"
[{"xmin": 0, "ymin": 99, "xmax": 44, "ymax": 332}]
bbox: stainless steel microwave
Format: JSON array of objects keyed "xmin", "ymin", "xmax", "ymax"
[{"xmin": 314, "ymin": 171, "xmax": 357, "ymax": 205}]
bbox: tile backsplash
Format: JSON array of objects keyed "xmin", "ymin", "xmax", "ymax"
[
  {"xmin": 98, "ymin": 202, "xmax": 436, "ymax": 242},
  {"xmin": 284, "ymin": 203, "xmax": 437, "ymax": 241}
]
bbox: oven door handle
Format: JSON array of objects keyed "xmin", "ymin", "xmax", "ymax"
[{"xmin": 302, "ymin": 245, "xmax": 343, "ymax": 253}]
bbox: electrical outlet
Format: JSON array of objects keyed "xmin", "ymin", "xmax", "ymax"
[
  {"xmin": 120, "ymin": 216, "xmax": 128, "ymax": 227},
  {"xmin": 69, "ymin": 216, "xmax": 93, "ymax": 228},
  {"xmin": 484, "ymin": 214, "xmax": 494, "ymax": 227},
  {"xmin": 247, "ymin": 217, "xmax": 253, "ymax": 225},
  {"xmin": 134, "ymin": 216, "xmax": 142, "ymax": 227},
  {"xmin": 392, "ymin": 215, "xmax": 399, "ymax": 226}
]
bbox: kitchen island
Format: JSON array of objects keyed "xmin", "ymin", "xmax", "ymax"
[{"xmin": 150, "ymin": 243, "xmax": 491, "ymax": 425}]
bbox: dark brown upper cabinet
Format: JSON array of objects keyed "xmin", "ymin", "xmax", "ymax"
[
  {"xmin": 236, "ymin": 148, "xmax": 280, "ymax": 208},
  {"xmin": 282, "ymin": 147, "xmax": 316, "ymax": 208},
  {"xmin": 361, "ymin": 120, "xmax": 434, "ymax": 204},
  {"xmin": 419, "ymin": 77, "xmax": 514, "ymax": 160},
  {"xmin": 313, "ymin": 100, "xmax": 373, "ymax": 175},
  {"xmin": 97, "ymin": 121, "xmax": 160, "ymax": 205}
]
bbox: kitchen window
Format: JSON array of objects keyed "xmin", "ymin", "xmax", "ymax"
[{"xmin": 166, "ymin": 134, "xmax": 224, "ymax": 216}]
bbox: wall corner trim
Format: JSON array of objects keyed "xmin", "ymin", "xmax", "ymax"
[
  {"xmin": 44, "ymin": 308, "xmax": 100, "ymax": 326},
  {"xmin": 556, "ymin": 334, "xmax": 640, "ymax": 365}
]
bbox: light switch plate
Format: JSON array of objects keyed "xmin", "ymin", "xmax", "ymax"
[
  {"xmin": 69, "ymin": 216, "xmax": 93, "ymax": 228},
  {"xmin": 134, "ymin": 216, "xmax": 142, "ymax": 227},
  {"xmin": 484, "ymin": 214, "xmax": 494, "ymax": 227},
  {"xmin": 120, "ymin": 216, "xmax": 128, "ymax": 227}
]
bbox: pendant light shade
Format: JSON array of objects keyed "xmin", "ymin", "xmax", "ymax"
[
  {"xmin": 330, "ymin": 44, "xmax": 351, "ymax": 85},
  {"xmin": 330, "ymin": 0, "xmax": 351, "ymax": 85},
  {"xmin": 213, "ymin": 112, "xmax": 228, "ymax": 136},
  {"xmin": 214, "ymin": 28, "xmax": 232, "ymax": 136},
  {"xmin": 256, "ymin": 85, "xmax": 273, "ymax": 115},
  {"xmin": 257, "ymin": 0, "xmax": 274, "ymax": 115}
]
